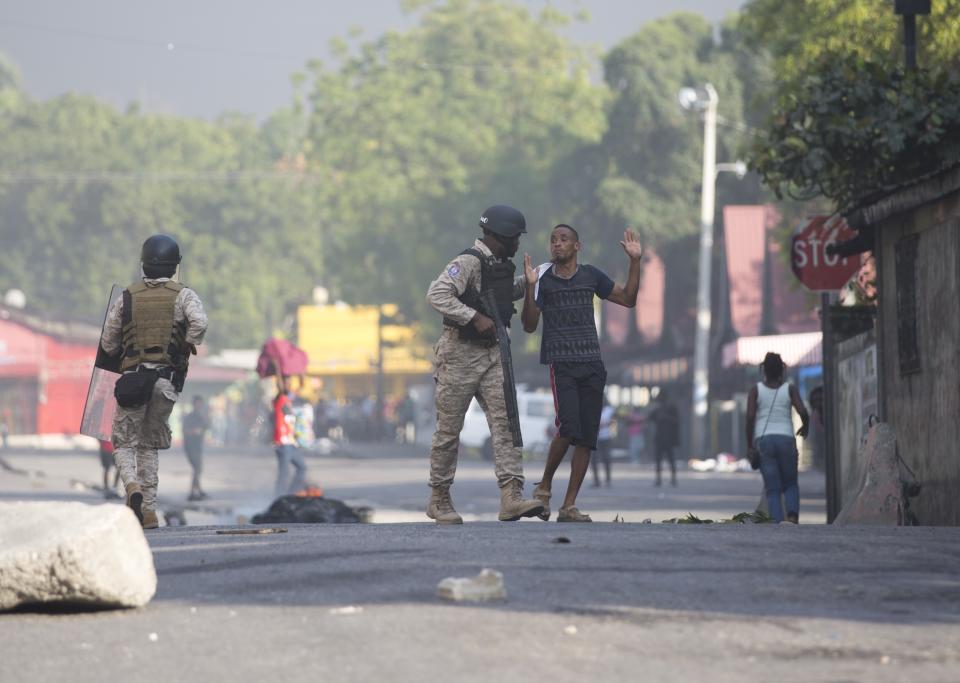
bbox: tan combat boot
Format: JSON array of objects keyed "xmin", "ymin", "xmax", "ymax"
[
  {"xmin": 532, "ymin": 482, "xmax": 551, "ymax": 521},
  {"xmin": 125, "ymin": 482, "xmax": 144, "ymax": 524},
  {"xmin": 141, "ymin": 509, "xmax": 160, "ymax": 529},
  {"xmin": 426, "ymin": 486, "xmax": 463, "ymax": 525},
  {"xmin": 498, "ymin": 480, "xmax": 544, "ymax": 521}
]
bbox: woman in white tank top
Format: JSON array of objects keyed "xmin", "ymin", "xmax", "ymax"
[{"xmin": 745, "ymin": 353, "xmax": 811, "ymax": 523}]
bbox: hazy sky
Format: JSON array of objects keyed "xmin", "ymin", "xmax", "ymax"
[{"xmin": 0, "ymin": 0, "xmax": 746, "ymax": 119}]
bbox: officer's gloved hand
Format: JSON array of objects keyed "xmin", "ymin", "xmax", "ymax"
[{"xmin": 471, "ymin": 313, "xmax": 495, "ymax": 337}]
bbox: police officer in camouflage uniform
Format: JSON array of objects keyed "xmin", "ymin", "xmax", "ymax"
[
  {"xmin": 101, "ymin": 234, "xmax": 208, "ymax": 529},
  {"xmin": 425, "ymin": 205, "xmax": 544, "ymax": 524}
]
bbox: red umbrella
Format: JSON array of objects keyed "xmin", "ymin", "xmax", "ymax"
[{"xmin": 256, "ymin": 338, "xmax": 308, "ymax": 378}]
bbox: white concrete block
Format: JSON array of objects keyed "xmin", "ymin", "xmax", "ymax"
[
  {"xmin": 0, "ymin": 502, "xmax": 156, "ymax": 610},
  {"xmin": 436, "ymin": 568, "xmax": 507, "ymax": 602}
]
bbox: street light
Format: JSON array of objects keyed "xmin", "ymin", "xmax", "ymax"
[{"xmin": 678, "ymin": 83, "xmax": 744, "ymax": 460}]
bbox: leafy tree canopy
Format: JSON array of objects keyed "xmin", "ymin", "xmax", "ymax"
[
  {"xmin": 741, "ymin": 0, "xmax": 960, "ymax": 212},
  {"xmin": 750, "ymin": 55, "xmax": 960, "ymax": 210},
  {"xmin": 739, "ymin": 0, "xmax": 960, "ymax": 82},
  {"xmin": 0, "ymin": 90, "xmax": 322, "ymax": 348},
  {"xmin": 302, "ymin": 0, "xmax": 607, "ymax": 321},
  {"xmin": 561, "ymin": 14, "xmax": 771, "ymax": 258}
]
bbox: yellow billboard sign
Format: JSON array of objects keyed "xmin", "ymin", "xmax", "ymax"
[{"xmin": 297, "ymin": 304, "xmax": 432, "ymax": 376}]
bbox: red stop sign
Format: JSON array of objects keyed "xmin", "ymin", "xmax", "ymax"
[{"xmin": 791, "ymin": 215, "xmax": 860, "ymax": 291}]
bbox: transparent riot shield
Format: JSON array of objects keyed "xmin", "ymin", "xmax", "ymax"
[{"xmin": 80, "ymin": 285, "xmax": 123, "ymax": 441}]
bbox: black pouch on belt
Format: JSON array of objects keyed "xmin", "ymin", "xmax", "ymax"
[{"xmin": 114, "ymin": 369, "xmax": 159, "ymax": 408}]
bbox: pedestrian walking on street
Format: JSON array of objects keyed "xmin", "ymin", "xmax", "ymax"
[
  {"xmin": 182, "ymin": 395, "xmax": 209, "ymax": 501},
  {"xmin": 100, "ymin": 234, "xmax": 208, "ymax": 529},
  {"xmin": 649, "ymin": 390, "xmax": 680, "ymax": 487},
  {"xmin": 522, "ymin": 224, "xmax": 643, "ymax": 522},
  {"xmin": 591, "ymin": 401, "xmax": 615, "ymax": 487},
  {"xmin": 273, "ymin": 375, "xmax": 307, "ymax": 497},
  {"xmin": 745, "ymin": 352, "xmax": 810, "ymax": 523},
  {"xmin": 424, "ymin": 205, "xmax": 544, "ymax": 524},
  {"xmin": 626, "ymin": 407, "xmax": 646, "ymax": 464}
]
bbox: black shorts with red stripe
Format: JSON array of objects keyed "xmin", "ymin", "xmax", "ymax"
[{"xmin": 549, "ymin": 360, "xmax": 607, "ymax": 450}]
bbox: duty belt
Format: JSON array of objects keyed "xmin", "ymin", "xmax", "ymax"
[
  {"xmin": 442, "ymin": 326, "xmax": 496, "ymax": 348},
  {"xmin": 135, "ymin": 365, "xmax": 176, "ymax": 380}
]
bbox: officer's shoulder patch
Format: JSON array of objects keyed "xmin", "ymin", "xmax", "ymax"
[{"xmin": 447, "ymin": 263, "xmax": 461, "ymax": 278}]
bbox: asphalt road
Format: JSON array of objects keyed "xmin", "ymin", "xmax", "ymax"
[
  {"xmin": 0, "ymin": 442, "xmax": 827, "ymax": 525},
  {"xmin": 2, "ymin": 522, "xmax": 959, "ymax": 682},
  {"xmin": 4, "ymin": 445, "xmax": 958, "ymax": 682}
]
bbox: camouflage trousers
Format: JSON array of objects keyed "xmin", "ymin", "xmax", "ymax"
[
  {"xmin": 429, "ymin": 329, "xmax": 523, "ymax": 489},
  {"xmin": 112, "ymin": 377, "xmax": 177, "ymax": 512}
]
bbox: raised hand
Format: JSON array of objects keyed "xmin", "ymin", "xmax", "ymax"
[
  {"xmin": 523, "ymin": 252, "xmax": 538, "ymax": 285},
  {"xmin": 620, "ymin": 229, "xmax": 644, "ymax": 261}
]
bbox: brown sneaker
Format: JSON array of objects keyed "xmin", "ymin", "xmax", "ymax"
[
  {"xmin": 125, "ymin": 482, "xmax": 144, "ymax": 524},
  {"xmin": 498, "ymin": 480, "xmax": 544, "ymax": 521},
  {"xmin": 426, "ymin": 486, "xmax": 463, "ymax": 525},
  {"xmin": 531, "ymin": 482, "xmax": 551, "ymax": 521},
  {"xmin": 557, "ymin": 506, "xmax": 592, "ymax": 523},
  {"xmin": 141, "ymin": 509, "xmax": 159, "ymax": 529}
]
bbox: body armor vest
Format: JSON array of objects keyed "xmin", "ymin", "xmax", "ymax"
[
  {"xmin": 120, "ymin": 281, "xmax": 189, "ymax": 373},
  {"xmin": 443, "ymin": 248, "xmax": 516, "ymax": 340}
]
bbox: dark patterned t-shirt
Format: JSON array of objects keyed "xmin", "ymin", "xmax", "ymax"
[{"xmin": 535, "ymin": 264, "xmax": 614, "ymax": 364}]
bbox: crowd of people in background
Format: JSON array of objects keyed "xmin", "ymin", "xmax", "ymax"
[{"xmin": 80, "ymin": 358, "xmax": 819, "ymax": 520}]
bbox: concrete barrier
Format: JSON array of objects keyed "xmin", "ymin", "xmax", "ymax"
[
  {"xmin": 0, "ymin": 501, "xmax": 156, "ymax": 611},
  {"xmin": 835, "ymin": 423, "xmax": 919, "ymax": 525}
]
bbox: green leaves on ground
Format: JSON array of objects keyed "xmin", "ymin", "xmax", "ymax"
[
  {"xmin": 661, "ymin": 510, "xmax": 774, "ymax": 524},
  {"xmin": 727, "ymin": 510, "xmax": 774, "ymax": 524}
]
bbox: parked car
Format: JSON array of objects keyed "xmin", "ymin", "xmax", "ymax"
[{"xmin": 459, "ymin": 390, "xmax": 555, "ymax": 459}]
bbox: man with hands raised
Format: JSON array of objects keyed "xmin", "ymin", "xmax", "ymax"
[{"xmin": 522, "ymin": 225, "xmax": 644, "ymax": 522}]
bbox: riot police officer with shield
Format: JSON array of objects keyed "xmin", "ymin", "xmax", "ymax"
[
  {"xmin": 425, "ymin": 205, "xmax": 543, "ymax": 524},
  {"xmin": 100, "ymin": 234, "xmax": 208, "ymax": 529}
]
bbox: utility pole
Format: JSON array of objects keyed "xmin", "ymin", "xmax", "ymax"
[
  {"xmin": 684, "ymin": 83, "xmax": 718, "ymax": 461},
  {"xmin": 678, "ymin": 84, "xmax": 746, "ymax": 459}
]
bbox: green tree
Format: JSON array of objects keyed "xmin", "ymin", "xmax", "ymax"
[
  {"xmin": 739, "ymin": 0, "xmax": 960, "ymax": 82},
  {"xmin": 0, "ymin": 84, "xmax": 324, "ymax": 349},
  {"xmin": 553, "ymin": 13, "xmax": 771, "ymax": 348},
  {"xmin": 741, "ymin": 0, "xmax": 960, "ymax": 213},
  {"xmin": 302, "ymin": 0, "xmax": 607, "ymax": 328}
]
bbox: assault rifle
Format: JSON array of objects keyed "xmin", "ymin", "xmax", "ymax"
[{"xmin": 480, "ymin": 289, "xmax": 523, "ymax": 448}]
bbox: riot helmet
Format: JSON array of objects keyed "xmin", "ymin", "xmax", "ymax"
[
  {"xmin": 141, "ymin": 234, "xmax": 181, "ymax": 279},
  {"xmin": 479, "ymin": 205, "xmax": 527, "ymax": 238}
]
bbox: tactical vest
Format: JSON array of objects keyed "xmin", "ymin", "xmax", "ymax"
[
  {"xmin": 443, "ymin": 248, "xmax": 517, "ymax": 340},
  {"xmin": 120, "ymin": 281, "xmax": 189, "ymax": 372}
]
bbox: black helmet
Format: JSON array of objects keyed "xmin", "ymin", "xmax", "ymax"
[
  {"xmin": 141, "ymin": 234, "xmax": 181, "ymax": 266},
  {"xmin": 141, "ymin": 234, "xmax": 181, "ymax": 278},
  {"xmin": 479, "ymin": 205, "xmax": 526, "ymax": 238}
]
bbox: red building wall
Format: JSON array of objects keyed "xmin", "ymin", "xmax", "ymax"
[
  {"xmin": 38, "ymin": 337, "xmax": 95, "ymax": 434},
  {"xmin": 0, "ymin": 318, "xmax": 95, "ymax": 435}
]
